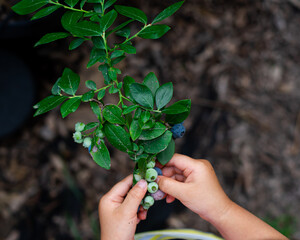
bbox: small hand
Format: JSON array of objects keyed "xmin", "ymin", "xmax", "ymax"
[
  {"xmin": 99, "ymin": 175, "xmax": 148, "ymax": 240},
  {"xmin": 157, "ymin": 153, "xmax": 231, "ymax": 222}
]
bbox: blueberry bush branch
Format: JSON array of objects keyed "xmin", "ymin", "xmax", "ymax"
[{"xmin": 12, "ymin": 0, "xmax": 191, "ymax": 209}]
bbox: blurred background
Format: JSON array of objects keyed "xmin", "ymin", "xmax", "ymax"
[{"xmin": 1, "ymin": 0, "xmax": 300, "ymax": 239}]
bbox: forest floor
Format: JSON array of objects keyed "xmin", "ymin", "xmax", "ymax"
[{"xmin": 1, "ymin": 0, "xmax": 300, "ymax": 239}]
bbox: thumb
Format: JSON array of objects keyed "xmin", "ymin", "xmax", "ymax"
[
  {"xmin": 157, "ymin": 176, "xmax": 185, "ymax": 200},
  {"xmin": 122, "ymin": 179, "xmax": 147, "ymax": 213}
]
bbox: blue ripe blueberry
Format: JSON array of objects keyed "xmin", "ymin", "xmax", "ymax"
[
  {"xmin": 75, "ymin": 122, "xmax": 85, "ymax": 132},
  {"xmin": 147, "ymin": 182, "xmax": 158, "ymax": 193},
  {"xmin": 151, "ymin": 190, "xmax": 166, "ymax": 201},
  {"xmin": 170, "ymin": 122, "xmax": 185, "ymax": 139},
  {"xmin": 146, "ymin": 159, "xmax": 155, "ymax": 169},
  {"xmin": 154, "ymin": 167, "xmax": 162, "ymax": 176},
  {"xmin": 83, "ymin": 137, "xmax": 92, "ymax": 148},
  {"xmin": 143, "ymin": 196, "xmax": 154, "ymax": 207},
  {"xmin": 145, "ymin": 168, "xmax": 158, "ymax": 182},
  {"xmin": 73, "ymin": 131, "xmax": 83, "ymax": 143}
]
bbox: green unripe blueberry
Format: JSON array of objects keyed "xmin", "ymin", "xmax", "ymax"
[
  {"xmin": 145, "ymin": 168, "xmax": 158, "ymax": 182},
  {"xmin": 142, "ymin": 204, "xmax": 150, "ymax": 210},
  {"xmin": 147, "ymin": 182, "xmax": 158, "ymax": 193},
  {"xmin": 73, "ymin": 131, "xmax": 83, "ymax": 143},
  {"xmin": 144, "ymin": 196, "xmax": 154, "ymax": 207},
  {"xmin": 96, "ymin": 129, "xmax": 104, "ymax": 138},
  {"xmin": 134, "ymin": 174, "xmax": 142, "ymax": 182},
  {"xmin": 75, "ymin": 122, "xmax": 85, "ymax": 132},
  {"xmin": 146, "ymin": 159, "xmax": 155, "ymax": 169},
  {"xmin": 83, "ymin": 137, "xmax": 92, "ymax": 148}
]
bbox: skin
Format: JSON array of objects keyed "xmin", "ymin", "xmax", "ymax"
[
  {"xmin": 99, "ymin": 153, "xmax": 288, "ymax": 240},
  {"xmin": 99, "ymin": 175, "xmax": 148, "ymax": 240}
]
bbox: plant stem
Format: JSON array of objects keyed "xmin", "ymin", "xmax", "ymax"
[{"xmin": 49, "ymin": 0, "xmax": 91, "ymax": 13}]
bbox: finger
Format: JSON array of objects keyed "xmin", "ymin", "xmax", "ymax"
[
  {"xmin": 106, "ymin": 175, "xmax": 133, "ymax": 199},
  {"xmin": 121, "ymin": 179, "xmax": 148, "ymax": 213},
  {"xmin": 162, "ymin": 166, "xmax": 183, "ymax": 177},
  {"xmin": 157, "ymin": 175, "xmax": 185, "ymax": 200},
  {"xmin": 173, "ymin": 174, "xmax": 185, "ymax": 182},
  {"xmin": 164, "ymin": 153, "xmax": 195, "ymax": 175},
  {"xmin": 138, "ymin": 209, "xmax": 147, "ymax": 220},
  {"xmin": 166, "ymin": 195, "xmax": 175, "ymax": 203}
]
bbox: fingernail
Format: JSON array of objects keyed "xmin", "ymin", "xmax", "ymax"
[{"xmin": 137, "ymin": 179, "xmax": 147, "ymax": 190}]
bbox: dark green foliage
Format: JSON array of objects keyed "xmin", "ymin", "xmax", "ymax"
[{"xmin": 12, "ymin": 0, "xmax": 189, "ymax": 170}]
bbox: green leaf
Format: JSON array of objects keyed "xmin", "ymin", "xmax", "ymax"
[
  {"xmin": 115, "ymin": 26, "xmax": 130, "ymax": 38},
  {"xmin": 155, "ymin": 82, "xmax": 173, "ymax": 110},
  {"xmin": 104, "ymin": 0, "xmax": 117, "ymax": 10},
  {"xmin": 104, "ymin": 123, "xmax": 132, "ymax": 152},
  {"xmin": 82, "ymin": 90, "xmax": 94, "ymax": 102},
  {"xmin": 12, "ymin": 0, "xmax": 48, "ymax": 15},
  {"xmin": 90, "ymin": 14, "xmax": 101, "ymax": 22},
  {"xmin": 80, "ymin": 0, "xmax": 87, "ymax": 9},
  {"xmin": 90, "ymin": 140, "xmax": 111, "ymax": 169},
  {"xmin": 100, "ymin": 10, "xmax": 118, "ymax": 32},
  {"xmin": 130, "ymin": 119, "xmax": 142, "ymax": 141},
  {"xmin": 65, "ymin": 0, "xmax": 80, "ymax": 7},
  {"xmin": 141, "ymin": 118, "xmax": 155, "ymax": 130},
  {"xmin": 161, "ymin": 99, "xmax": 191, "ymax": 114},
  {"xmin": 31, "ymin": 5, "xmax": 60, "ymax": 20},
  {"xmin": 152, "ymin": 1, "xmax": 184, "ymax": 24},
  {"xmin": 51, "ymin": 77, "xmax": 61, "ymax": 95},
  {"xmin": 92, "ymin": 36, "xmax": 105, "ymax": 49},
  {"xmin": 61, "ymin": 11, "xmax": 83, "ymax": 31},
  {"xmin": 166, "ymin": 110, "xmax": 190, "ymax": 125},
  {"xmin": 103, "ymin": 105, "xmax": 125, "ymax": 125},
  {"xmin": 108, "ymin": 68, "xmax": 117, "ymax": 80},
  {"xmin": 107, "ymin": 19, "xmax": 133, "ymax": 36},
  {"xmin": 69, "ymin": 38, "xmax": 85, "ymax": 50},
  {"xmin": 85, "ymin": 80, "xmax": 97, "ymax": 90},
  {"xmin": 69, "ymin": 21, "xmax": 101, "ymax": 37},
  {"xmin": 123, "ymin": 105, "xmax": 138, "ymax": 115},
  {"xmin": 141, "ymin": 130, "xmax": 172, "ymax": 154},
  {"xmin": 58, "ymin": 68, "xmax": 80, "ymax": 95},
  {"xmin": 123, "ymin": 76, "xmax": 135, "ymax": 99},
  {"xmin": 143, "ymin": 72, "xmax": 159, "ymax": 96},
  {"xmin": 119, "ymin": 44, "xmax": 136, "ymax": 54},
  {"xmin": 97, "ymin": 89, "xmax": 106, "ymax": 100},
  {"xmin": 138, "ymin": 157, "xmax": 147, "ymax": 177},
  {"xmin": 138, "ymin": 25, "xmax": 170, "ymax": 39},
  {"xmin": 157, "ymin": 138, "xmax": 175, "ymax": 165},
  {"xmin": 111, "ymin": 56, "xmax": 125, "ymax": 66},
  {"xmin": 140, "ymin": 111, "xmax": 151, "ymax": 123},
  {"xmin": 87, "ymin": 48, "xmax": 106, "ymax": 68},
  {"xmin": 84, "ymin": 122, "xmax": 99, "ymax": 131},
  {"xmin": 111, "ymin": 50, "xmax": 124, "ymax": 59},
  {"xmin": 34, "ymin": 32, "xmax": 70, "ymax": 47},
  {"xmin": 129, "ymin": 83, "xmax": 154, "ymax": 109},
  {"xmin": 33, "ymin": 95, "xmax": 68, "ymax": 117},
  {"xmin": 138, "ymin": 122, "xmax": 166, "ymax": 140},
  {"xmin": 60, "ymin": 97, "xmax": 81, "ymax": 118},
  {"xmin": 90, "ymin": 101, "xmax": 101, "ymax": 120},
  {"xmin": 98, "ymin": 64, "xmax": 111, "ymax": 84},
  {"xmin": 115, "ymin": 5, "xmax": 147, "ymax": 24}
]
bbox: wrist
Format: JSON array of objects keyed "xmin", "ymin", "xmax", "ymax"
[{"xmin": 201, "ymin": 197, "xmax": 234, "ymax": 226}]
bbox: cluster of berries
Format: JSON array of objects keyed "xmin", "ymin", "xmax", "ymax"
[
  {"xmin": 73, "ymin": 122, "xmax": 92, "ymax": 148},
  {"xmin": 134, "ymin": 159, "xmax": 166, "ymax": 210},
  {"xmin": 73, "ymin": 122, "xmax": 105, "ymax": 151}
]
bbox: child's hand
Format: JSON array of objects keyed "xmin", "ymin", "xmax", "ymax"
[
  {"xmin": 157, "ymin": 153, "xmax": 232, "ymax": 223},
  {"xmin": 99, "ymin": 175, "xmax": 148, "ymax": 240}
]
